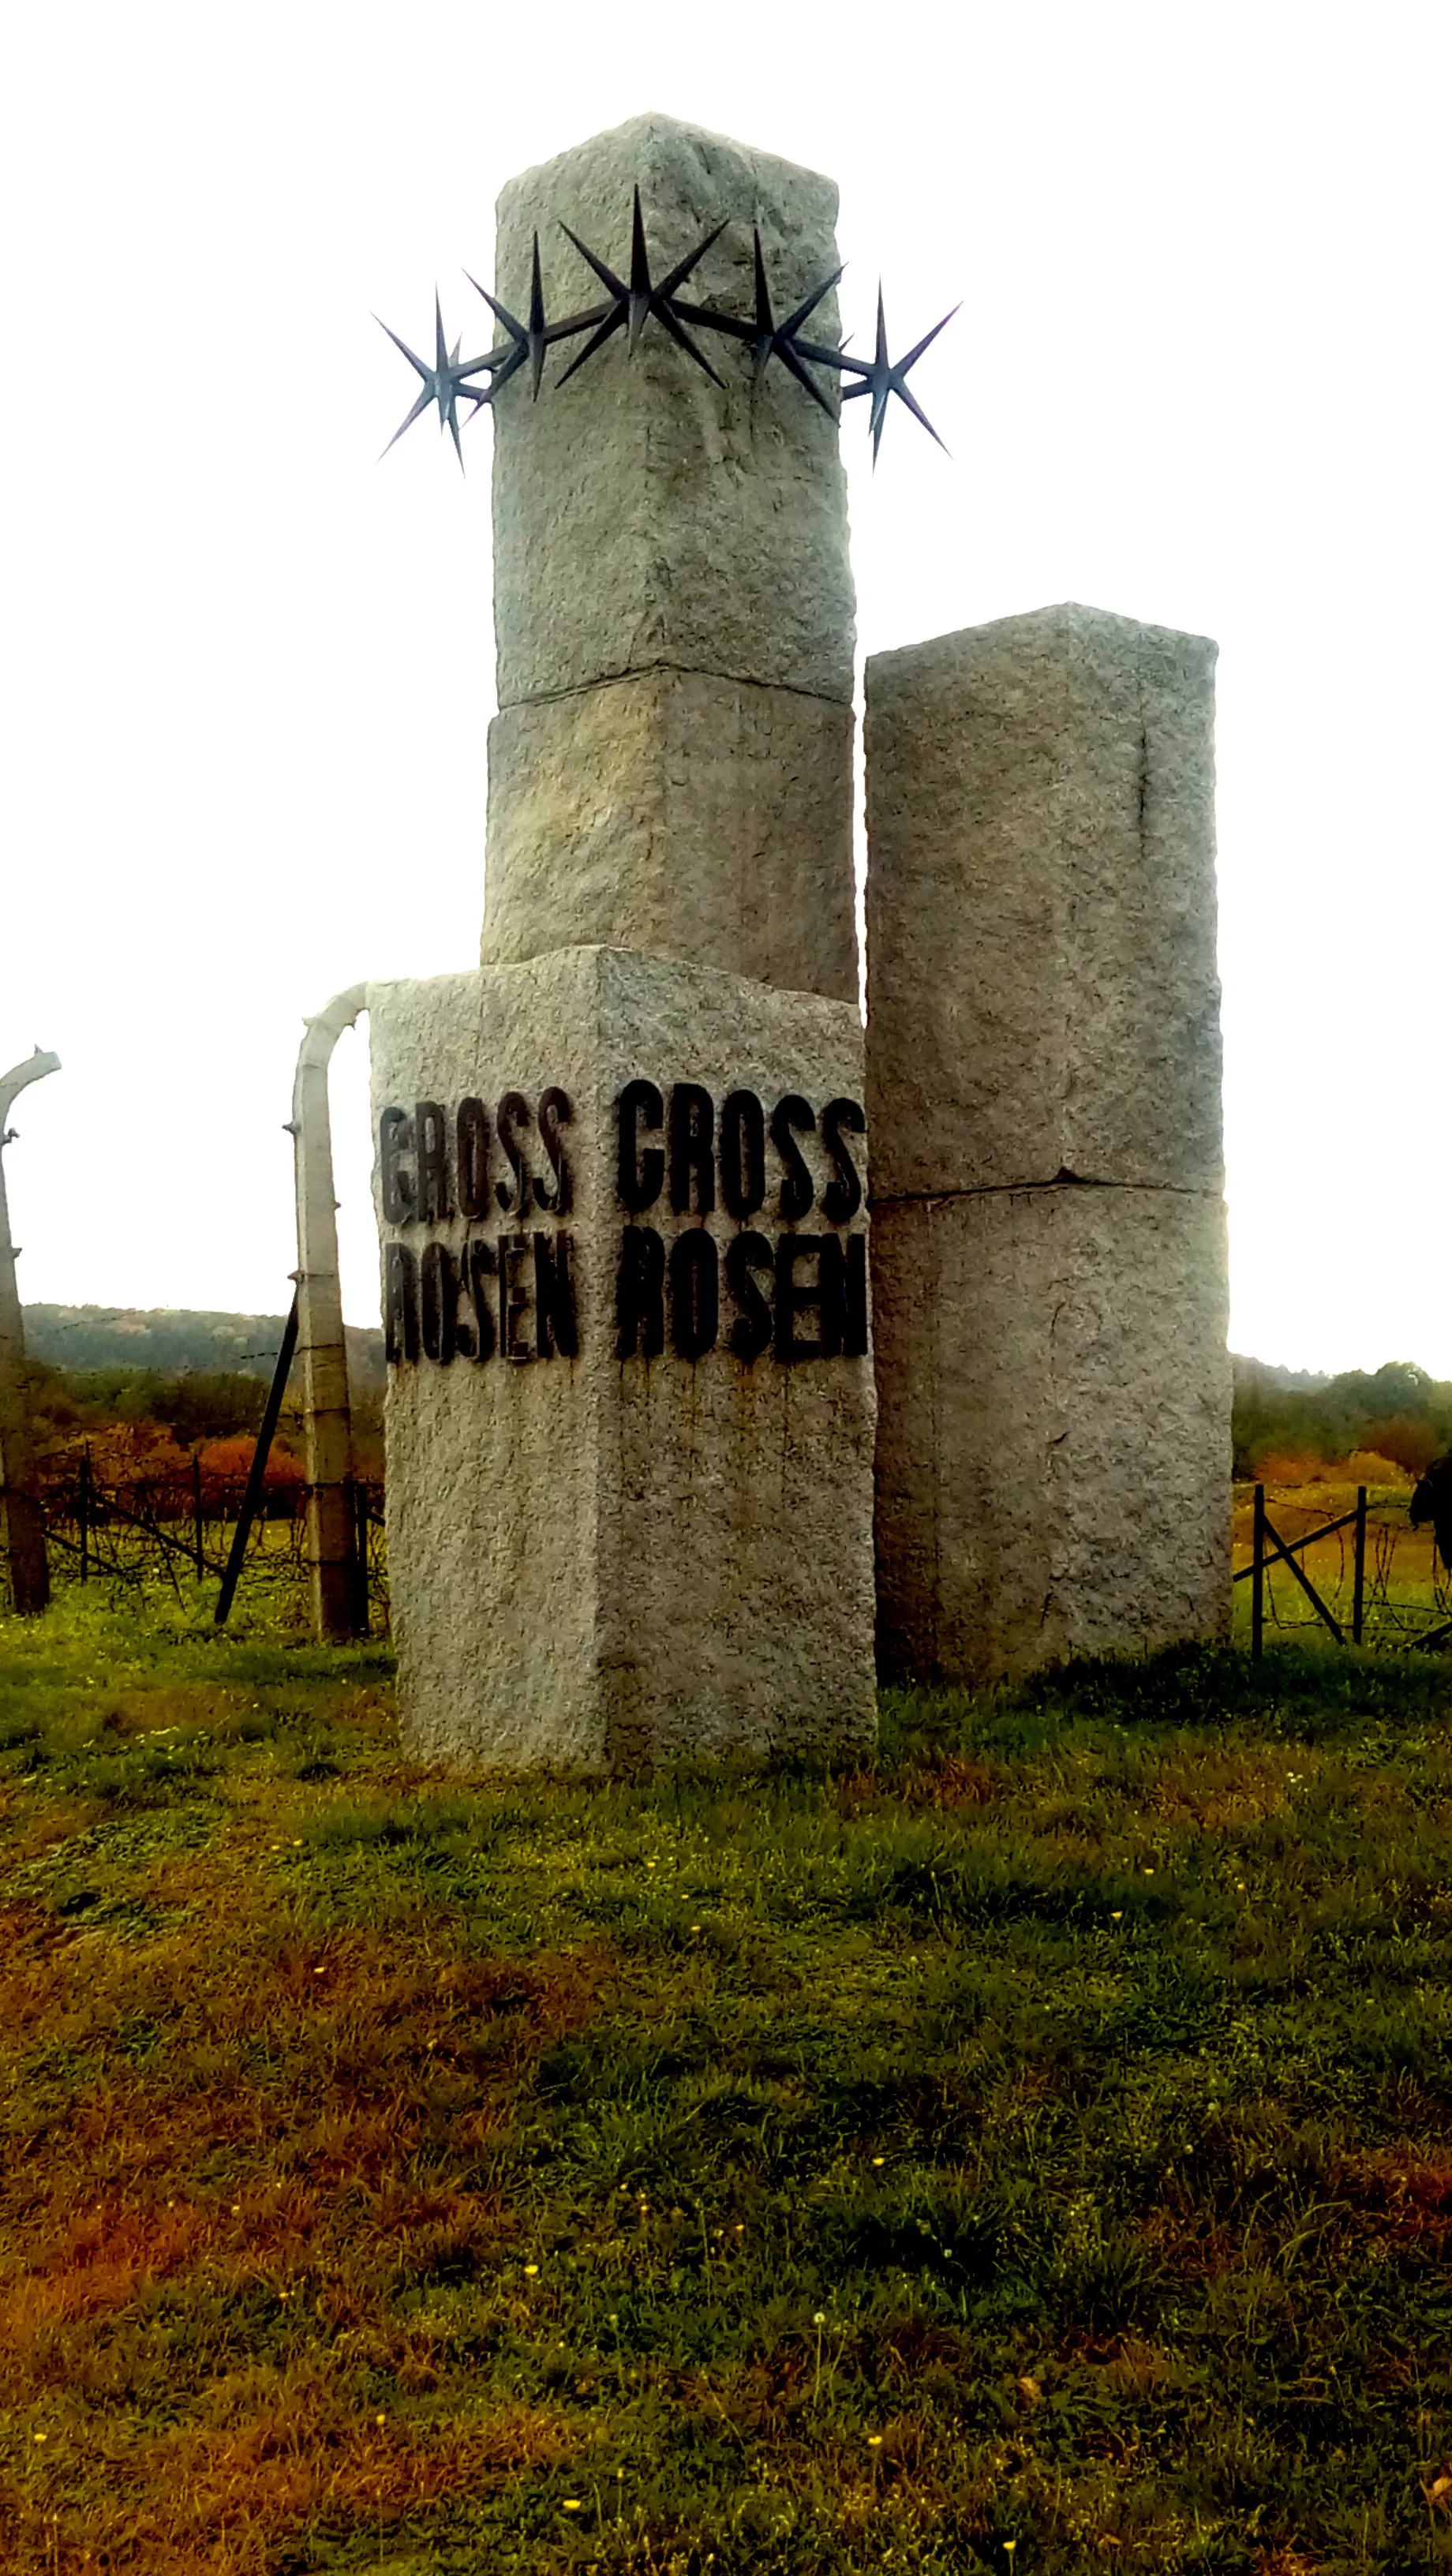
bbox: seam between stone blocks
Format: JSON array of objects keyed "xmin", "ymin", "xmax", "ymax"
[
  {"xmin": 499, "ymin": 660, "xmax": 853, "ymax": 713},
  {"xmin": 870, "ymin": 1178, "xmax": 1224, "ymax": 1207}
]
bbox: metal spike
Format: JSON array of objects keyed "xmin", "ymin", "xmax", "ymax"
[
  {"xmin": 776, "ymin": 335, "xmax": 839, "ymax": 418},
  {"xmin": 655, "ymin": 219, "xmax": 726, "ymax": 304},
  {"xmin": 630, "ymin": 187, "xmax": 651, "ymax": 298},
  {"xmin": 780, "ymin": 266, "xmax": 844, "ymax": 341},
  {"xmin": 379, "ymin": 383, "xmax": 434, "ymax": 459},
  {"xmin": 899, "ymin": 305, "xmax": 960, "ymax": 373},
  {"xmin": 375, "ymin": 316, "xmax": 430, "ymax": 380},
  {"xmin": 553, "ymin": 301, "xmax": 627, "ymax": 388},
  {"xmin": 530, "ymin": 234, "xmax": 548, "ymax": 395},
  {"xmin": 559, "ymin": 223, "xmax": 626, "ymax": 301},
  {"xmin": 654, "ymin": 298, "xmax": 725, "ymax": 388}
]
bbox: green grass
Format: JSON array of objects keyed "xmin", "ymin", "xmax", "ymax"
[{"xmin": 2, "ymin": 1592, "xmax": 1452, "ymax": 2574}]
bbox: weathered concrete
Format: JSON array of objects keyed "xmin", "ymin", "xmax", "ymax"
[
  {"xmin": 872, "ymin": 1185, "xmax": 1231, "ymax": 1682},
  {"xmin": 865, "ymin": 603, "xmax": 1229, "ymax": 1681},
  {"xmin": 481, "ymin": 672, "xmax": 857, "ymax": 1002},
  {"xmin": 292, "ymin": 988, "xmax": 368, "ymax": 1642},
  {"xmin": 865, "ymin": 605, "xmax": 1222, "ymax": 1196},
  {"xmin": 0, "ymin": 1050, "xmax": 60, "ymax": 1616},
  {"xmin": 482, "ymin": 114, "xmax": 858, "ymax": 1000},
  {"xmin": 369, "ymin": 945, "xmax": 875, "ymax": 1771}
]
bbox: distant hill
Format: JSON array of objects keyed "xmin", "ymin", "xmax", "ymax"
[
  {"xmin": 23, "ymin": 1304, "xmax": 386, "ymax": 1393},
  {"xmin": 1231, "ymin": 1355, "xmax": 1332, "ymax": 1396}
]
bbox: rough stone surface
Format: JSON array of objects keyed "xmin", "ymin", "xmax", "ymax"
[
  {"xmin": 369, "ymin": 945, "xmax": 875, "ymax": 1771},
  {"xmin": 865, "ymin": 604, "xmax": 1222, "ymax": 1196},
  {"xmin": 481, "ymin": 671, "xmax": 857, "ymax": 1000},
  {"xmin": 491, "ymin": 114, "xmax": 855, "ymax": 709},
  {"xmin": 872, "ymin": 1185, "xmax": 1231, "ymax": 1682}
]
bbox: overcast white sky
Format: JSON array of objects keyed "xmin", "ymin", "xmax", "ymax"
[{"xmin": 2, "ymin": 0, "xmax": 1446, "ymax": 1374}]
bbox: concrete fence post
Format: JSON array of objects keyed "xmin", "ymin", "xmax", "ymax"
[
  {"xmin": 0, "ymin": 1048, "xmax": 60, "ymax": 1616},
  {"xmin": 292, "ymin": 987, "xmax": 368, "ymax": 1641}
]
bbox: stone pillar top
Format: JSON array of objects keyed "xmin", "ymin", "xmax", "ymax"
[
  {"xmin": 865, "ymin": 599, "xmax": 1223, "ymax": 1199},
  {"xmin": 490, "ymin": 113, "xmax": 855, "ymax": 709}
]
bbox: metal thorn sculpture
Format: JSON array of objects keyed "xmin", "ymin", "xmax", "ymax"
[
  {"xmin": 464, "ymin": 231, "xmax": 608, "ymax": 402},
  {"xmin": 556, "ymin": 187, "xmax": 728, "ymax": 388},
  {"xmin": 376, "ymin": 188, "xmax": 955, "ymax": 469},
  {"xmin": 375, "ymin": 289, "xmax": 492, "ymax": 469},
  {"xmin": 673, "ymin": 228, "xmax": 845, "ymax": 419},
  {"xmin": 838, "ymin": 286, "xmax": 960, "ymax": 462}
]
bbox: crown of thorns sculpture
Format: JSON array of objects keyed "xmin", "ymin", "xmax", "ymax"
[{"xmin": 380, "ymin": 186, "xmax": 957, "ymax": 471}]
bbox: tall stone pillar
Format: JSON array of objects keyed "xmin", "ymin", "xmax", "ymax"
[
  {"xmin": 480, "ymin": 114, "xmax": 859, "ymax": 1005},
  {"xmin": 370, "ymin": 118, "xmax": 875, "ymax": 1769},
  {"xmin": 866, "ymin": 604, "xmax": 1230, "ymax": 1681}
]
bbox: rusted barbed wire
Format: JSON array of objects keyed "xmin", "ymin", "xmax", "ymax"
[{"xmin": 24, "ymin": 1457, "xmax": 388, "ymax": 1627}]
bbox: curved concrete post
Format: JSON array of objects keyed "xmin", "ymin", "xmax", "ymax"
[
  {"xmin": 292, "ymin": 989, "xmax": 368, "ymax": 1640},
  {"xmin": 0, "ymin": 1048, "xmax": 61, "ymax": 1615}
]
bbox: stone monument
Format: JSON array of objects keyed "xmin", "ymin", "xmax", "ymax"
[
  {"xmin": 368, "ymin": 117, "xmax": 877, "ymax": 1769},
  {"xmin": 865, "ymin": 605, "xmax": 1231, "ymax": 1681},
  {"xmin": 367, "ymin": 118, "xmax": 1231, "ymax": 1747}
]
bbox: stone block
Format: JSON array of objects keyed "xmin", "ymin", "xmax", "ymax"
[
  {"xmin": 481, "ymin": 669, "xmax": 858, "ymax": 1001},
  {"xmin": 872, "ymin": 1183, "xmax": 1231, "ymax": 1682},
  {"xmin": 368, "ymin": 945, "xmax": 875, "ymax": 1771},
  {"xmin": 492, "ymin": 114, "xmax": 855, "ymax": 708},
  {"xmin": 865, "ymin": 603, "xmax": 1222, "ymax": 1196}
]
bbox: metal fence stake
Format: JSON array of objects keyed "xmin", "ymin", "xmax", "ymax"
[
  {"xmin": 214, "ymin": 1297, "xmax": 299, "ymax": 1628},
  {"xmin": 1353, "ymin": 1485, "xmax": 1367, "ymax": 1646},
  {"xmin": 1251, "ymin": 1482, "xmax": 1265, "ymax": 1661}
]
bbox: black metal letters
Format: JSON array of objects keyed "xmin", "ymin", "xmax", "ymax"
[
  {"xmin": 669, "ymin": 1229, "xmax": 719, "ymax": 1360},
  {"xmin": 380, "ymin": 1079, "xmax": 867, "ymax": 1372},
  {"xmin": 725, "ymin": 1230, "xmax": 774, "ymax": 1361},
  {"xmin": 618, "ymin": 1079, "xmax": 665, "ymax": 1213},
  {"xmin": 821, "ymin": 1097, "xmax": 866, "ymax": 1226},
  {"xmin": 616, "ymin": 1226, "xmax": 665, "ymax": 1360},
  {"xmin": 720, "ymin": 1089, "xmax": 766, "ymax": 1220},
  {"xmin": 456, "ymin": 1098, "xmax": 492, "ymax": 1219},
  {"xmin": 609, "ymin": 1083, "xmax": 867, "ymax": 1369},
  {"xmin": 384, "ymin": 1240, "xmax": 420, "ymax": 1364},
  {"xmin": 500, "ymin": 1232, "xmax": 532, "ymax": 1361},
  {"xmin": 417, "ymin": 1102, "xmax": 452, "ymax": 1223},
  {"xmin": 496, "ymin": 1092, "xmax": 533, "ymax": 1215},
  {"xmin": 379, "ymin": 1108, "xmax": 414, "ymax": 1225},
  {"xmin": 668, "ymin": 1083, "xmax": 715, "ymax": 1215},
  {"xmin": 534, "ymin": 1230, "xmax": 578, "ymax": 1359},
  {"xmin": 769, "ymin": 1095, "xmax": 816, "ymax": 1222},
  {"xmin": 536, "ymin": 1087, "xmax": 574, "ymax": 1214},
  {"xmin": 467, "ymin": 1237, "xmax": 497, "ymax": 1359},
  {"xmin": 421, "ymin": 1239, "xmax": 457, "ymax": 1363},
  {"xmin": 821, "ymin": 1229, "xmax": 870, "ymax": 1359}
]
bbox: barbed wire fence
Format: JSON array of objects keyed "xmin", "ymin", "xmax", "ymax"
[
  {"xmin": 1237, "ymin": 1481, "xmax": 1452, "ymax": 1654},
  {"xmin": 29, "ymin": 1447, "xmax": 388, "ymax": 1630}
]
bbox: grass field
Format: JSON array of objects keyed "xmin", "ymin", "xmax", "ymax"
[{"xmin": 2, "ymin": 1590, "xmax": 1452, "ymax": 2574}]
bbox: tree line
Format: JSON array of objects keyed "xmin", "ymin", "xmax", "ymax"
[{"xmin": 1232, "ymin": 1357, "xmax": 1452, "ymax": 1481}]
